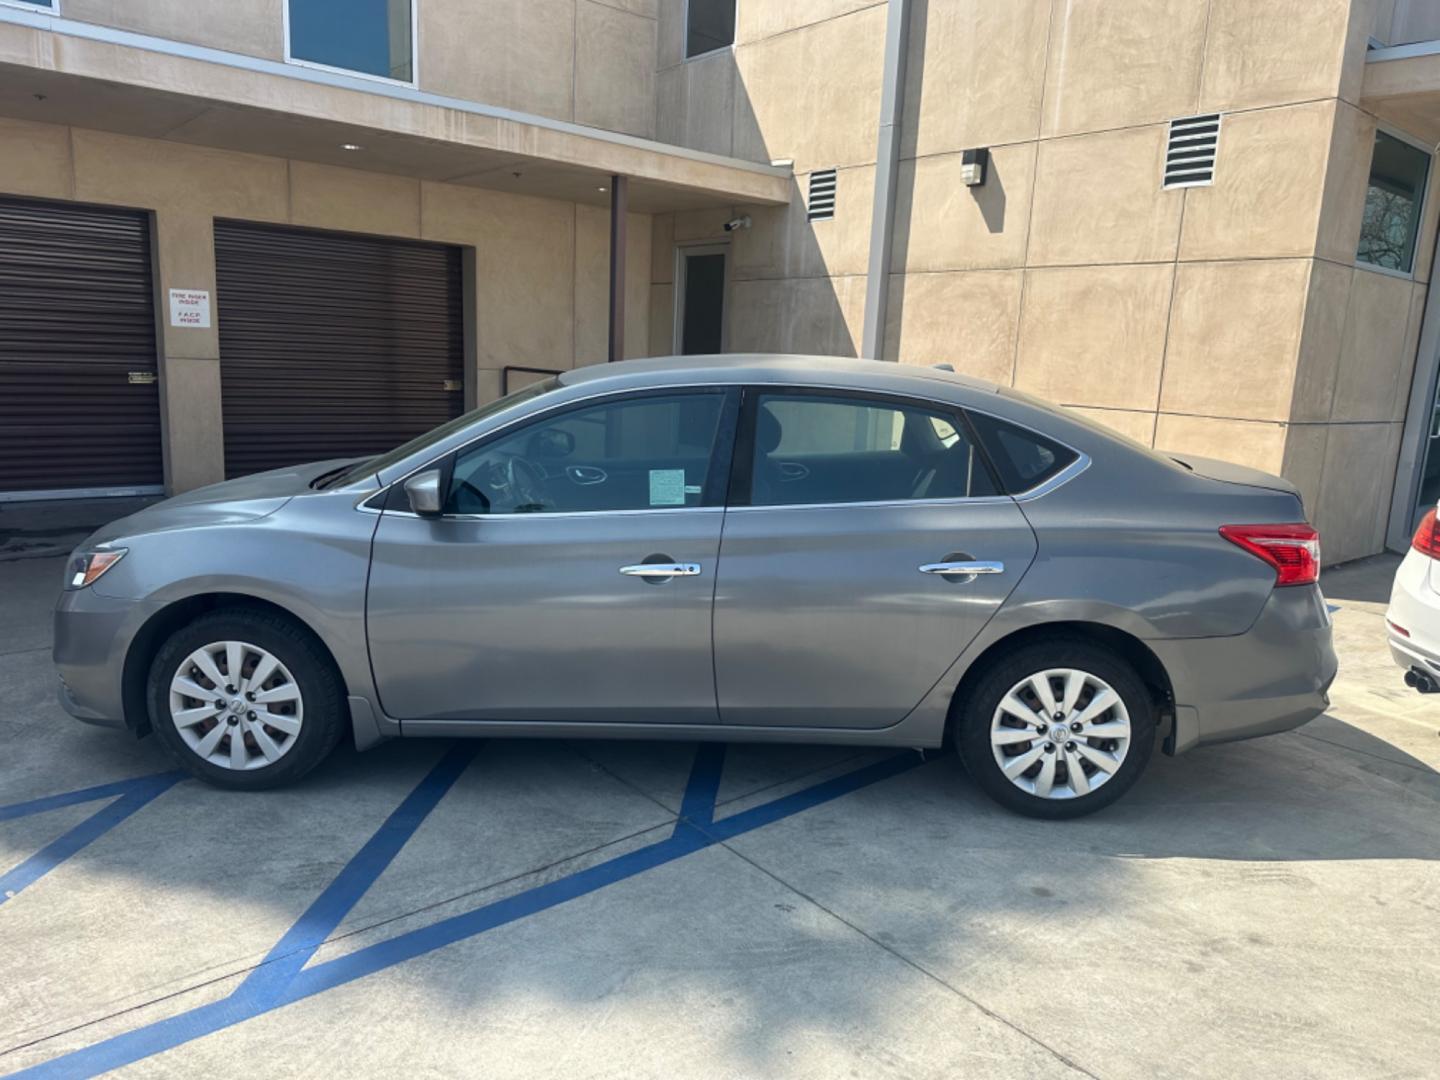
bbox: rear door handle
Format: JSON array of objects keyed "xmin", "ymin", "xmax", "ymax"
[
  {"xmin": 919, "ymin": 561, "xmax": 1004, "ymax": 577},
  {"xmin": 619, "ymin": 562, "xmax": 702, "ymax": 578}
]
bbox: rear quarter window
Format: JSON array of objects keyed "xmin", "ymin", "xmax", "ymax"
[{"xmin": 967, "ymin": 411, "xmax": 1079, "ymax": 494}]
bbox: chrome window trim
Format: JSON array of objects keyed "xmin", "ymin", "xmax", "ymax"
[
  {"xmin": 727, "ymin": 495, "xmax": 1015, "ymax": 514},
  {"xmin": 1012, "ymin": 451, "xmax": 1092, "ymax": 501},
  {"xmin": 374, "ymin": 505, "xmax": 726, "ymax": 522}
]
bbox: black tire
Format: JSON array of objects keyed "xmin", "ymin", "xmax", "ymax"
[
  {"xmin": 146, "ymin": 607, "xmax": 347, "ymax": 790},
  {"xmin": 953, "ymin": 639, "xmax": 1157, "ymax": 820}
]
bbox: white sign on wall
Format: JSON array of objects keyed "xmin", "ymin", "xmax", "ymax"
[{"xmin": 168, "ymin": 289, "xmax": 211, "ymax": 328}]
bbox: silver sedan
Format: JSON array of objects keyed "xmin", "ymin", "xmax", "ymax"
[{"xmin": 54, "ymin": 356, "xmax": 1337, "ymax": 818}]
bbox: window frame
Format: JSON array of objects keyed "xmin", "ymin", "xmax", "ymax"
[
  {"xmin": 384, "ymin": 386, "xmax": 742, "ymax": 520},
  {"xmin": 726, "ymin": 386, "xmax": 1008, "ymax": 511},
  {"xmin": 283, "ymin": 0, "xmax": 420, "ymax": 89},
  {"xmin": 683, "ymin": 0, "xmax": 737, "ymax": 62},
  {"xmin": 1355, "ymin": 122, "xmax": 1435, "ymax": 281},
  {"xmin": 0, "ymin": 0, "xmax": 58, "ymax": 13}
]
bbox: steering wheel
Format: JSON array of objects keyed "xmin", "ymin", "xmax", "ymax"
[{"xmin": 500, "ymin": 454, "xmax": 549, "ymax": 512}]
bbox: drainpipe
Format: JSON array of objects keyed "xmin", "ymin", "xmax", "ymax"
[
  {"xmin": 608, "ymin": 174, "xmax": 628, "ymax": 362},
  {"xmin": 860, "ymin": 0, "xmax": 911, "ymax": 361}
]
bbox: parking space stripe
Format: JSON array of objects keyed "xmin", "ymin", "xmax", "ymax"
[
  {"xmin": 5, "ymin": 747, "xmax": 929, "ymax": 1079},
  {"xmin": 234, "ymin": 742, "xmax": 480, "ymax": 1002},
  {"xmin": 0, "ymin": 772, "xmax": 183, "ymax": 823},
  {"xmin": 0, "ymin": 774, "xmax": 183, "ymax": 905}
]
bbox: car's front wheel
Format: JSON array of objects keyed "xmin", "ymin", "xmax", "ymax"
[
  {"xmin": 147, "ymin": 608, "xmax": 346, "ymax": 789},
  {"xmin": 954, "ymin": 639, "xmax": 1157, "ymax": 819}
]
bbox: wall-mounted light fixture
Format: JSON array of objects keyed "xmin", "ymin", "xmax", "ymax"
[{"xmin": 960, "ymin": 148, "xmax": 989, "ymax": 187}]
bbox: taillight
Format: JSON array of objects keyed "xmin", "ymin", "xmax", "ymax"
[
  {"xmin": 1412, "ymin": 508, "xmax": 1440, "ymax": 559},
  {"xmin": 1219, "ymin": 523, "xmax": 1321, "ymax": 587}
]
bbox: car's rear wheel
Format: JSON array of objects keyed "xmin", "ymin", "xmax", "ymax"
[
  {"xmin": 147, "ymin": 608, "xmax": 346, "ymax": 789},
  {"xmin": 954, "ymin": 640, "xmax": 1157, "ymax": 819}
]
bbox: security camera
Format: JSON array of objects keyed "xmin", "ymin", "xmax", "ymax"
[{"xmin": 722, "ymin": 215, "xmax": 752, "ymax": 232}]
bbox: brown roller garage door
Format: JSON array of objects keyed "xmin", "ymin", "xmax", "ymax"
[
  {"xmin": 214, "ymin": 220, "xmax": 464, "ymax": 478},
  {"xmin": 0, "ymin": 196, "xmax": 163, "ymax": 498}
]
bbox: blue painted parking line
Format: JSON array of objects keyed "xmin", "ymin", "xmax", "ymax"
[
  {"xmin": 7, "ymin": 745, "xmax": 930, "ymax": 1079},
  {"xmin": 0, "ymin": 772, "xmax": 184, "ymax": 905}
]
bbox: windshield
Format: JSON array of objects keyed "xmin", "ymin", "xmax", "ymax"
[{"xmin": 327, "ymin": 377, "xmax": 562, "ymax": 487}]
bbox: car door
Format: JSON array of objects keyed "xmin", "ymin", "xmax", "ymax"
[
  {"xmin": 712, "ymin": 388, "xmax": 1039, "ymax": 730},
  {"xmin": 367, "ymin": 387, "xmax": 738, "ymax": 724}
]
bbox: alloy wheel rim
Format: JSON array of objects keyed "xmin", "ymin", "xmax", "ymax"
[
  {"xmin": 989, "ymin": 668, "xmax": 1131, "ymax": 800},
  {"xmin": 168, "ymin": 640, "xmax": 304, "ymax": 770}
]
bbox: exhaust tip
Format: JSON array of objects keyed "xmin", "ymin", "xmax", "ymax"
[{"xmin": 1405, "ymin": 668, "xmax": 1440, "ymax": 694}]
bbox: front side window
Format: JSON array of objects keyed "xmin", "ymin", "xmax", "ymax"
[
  {"xmin": 445, "ymin": 392, "xmax": 728, "ymax": 515},
  {"xmin": 288, "ymin": 0, "xmax": 414, "ymax": 83},
  {"xmin": 686, "ymin": 0, "xmax": 736, "ymax": 58},
  {"xmin": 1357, "ymin": 130, "xmax": 1432, "ymax": 274},
  {"xmin": 746, "ymin": 393, "xmax": 999, "ymax": 507}
]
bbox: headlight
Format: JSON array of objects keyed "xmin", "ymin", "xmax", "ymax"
[{"xmin": 66, "ymin": 548, "xmax": 127, "ymax": 590}]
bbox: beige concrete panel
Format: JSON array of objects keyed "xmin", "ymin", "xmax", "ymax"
[
  {"xmin": 1179, "ymin": 101, "xmax": 1334, "ymax": 262},
  {"xmin": 625, "ymin": 210, "xmax": 653, "ymax": 359},
  {"xmin": 882, "ymin": 271, "xmax": 1022, "ymax": 385},
  {"xmin": 681, "ymin": 50, "xmax": 735, "ymax": 156},
  {"xmin": 421, "ymin": 0, "xmax": 575, "ymax": 121},
  {"xmin": 1292, "ymin": 259, "xmax": 1353, "ymax": 423},
  {"xmin": 70, "ymin": 129, "xmax": 288, "ymax": 220},
  {"xmin": 1280, "ymin": 423, "xmax": 1329, "ymax": 522},
  {"xmin": 422, "ymin": 183, "xmax": 575, "ymax": 372},
  {"xmin": 63, "ymin": 0, "xmax": 284, "ymax": 60},
  {"xmin": 290, "ymin": 161, "xmax": 420, "ymax": 237},
  {"xmin": 1015, "ymin": 264, "xmax": 1173, "ymax": 411},
  {"xmin": 161, "ymin": 356, "xmax": 225, "ymax": 493},
  {"xmin": 1340, "ymin": 0, "xmax": 1384, "ymax": 105},
  {"xmin": 1397, "ymin": 282, "xmax": 1429, "ymax": 420},
  {"xmin": 650, "ymin": 213, "xmax": 675, "ymax": 283},
  {"xmin": 1332, "ymin": 266, "xmax": 1415, "ymax": 422},
  {"xmin": 731, "ymin": 5, "xmax": 885, "ymax": 174},
  {"xmin": 1063, "ymin": 406, "xmax": 1158, "ymax": 447},
  {"xmin": 649, "ymin": 282, "xmax": 675, "ymax": 355},
  {"xmin": 737, "ymin": 0, "xmax": 881, "ymax": 43},
  {"xmin": 575, "ymin": 1, "xmax": 657, "ymax": 138},
  {"xmin": 1317, "ymin": 101, "xmax": 1376, "ymax": 267},
  {"xmin": 655, "ymin": 65, "xmax": 688, "ymax": 146},
  {"xmin": 0, "ymin": 117, "xmax": 73, "ymax": 200},
  {"xmin": 1029, "ymin": 125, "xmax": 1182, "ymax": 266},
  {"xmin": 670, "ymin": 207, "xmax": 733, "ymax": 242},
  {"xmin": 903, "ymin": 0, "xmax": 1050, "ymax": 158},
  {"xmin": 1161, "ymin": 259, "xmax": 1311, "ymax": 423},
  {"xmin": 598, "ymin": 0, "xmax": 658, "ymax": 17},
  {"xmin": 1152, "ymin": 413, "xmax": 1288, "ymax": 475},
  {"xmin": 1041, "ymin": 0, "xmax": 1208, "ymax": 138},
  {"xmin": 1199, "ymin": 0, "xmax": 1351, "ymax": 113},
  {"xmin": 155, "ymin": 209, "xmax": 220, "ymax": 361},
  {"xmin": 731, "ymin": 167, "xmax": 870, "ymax": 281},
  {"xmin": 1312, "ymin": 421, "xmax": 1399, "ymax": 562},
  {"xmin": 656, "ymin": 0, "xmax": 684, "ymax": 70},
  {"xmin": 728, "ymin": 275, "xmax": 865, "ymax": 356},
  {"xmin": 892, "ymin": 144, "xmax": 1034, "ymax": 273}
]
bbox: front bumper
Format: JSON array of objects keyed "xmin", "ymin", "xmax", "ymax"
[
  {"xmin": 53, "ymin": 586, "xmax": 155, "ymax": 729},
  {"xmin": 1151, "ymin": 584, "xmax": 1337, "ymax": 754}
]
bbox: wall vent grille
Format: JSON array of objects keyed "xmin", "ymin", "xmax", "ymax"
[
  {"xmin": 807, "ymin": 169, "xmax": 837, "ymax": 220},
  {"xmin": 1163, "ymin": 114, "xmax": 1221, "ymax": 189}
]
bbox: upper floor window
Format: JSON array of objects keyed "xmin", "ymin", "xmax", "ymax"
[
  {"xmin": 686, "ymin": 0, "xmax": 735, "ymax": 59},
  {"xmin": 2, "ymin": 0, "xmax": 55, "ymax": 7},
  {"xmin": 287, "ymin": 0, "xmax": 414, "ymax": 84},
  {"xmin": 1357, "ymin": 130, "xmax": 1432, "ymax": 275}
]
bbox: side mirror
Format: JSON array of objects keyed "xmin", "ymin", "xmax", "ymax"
[{"xmin": 404, "ymin": 469, "xmax": 444, "ymax": 517}]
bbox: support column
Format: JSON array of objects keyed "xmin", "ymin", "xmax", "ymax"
[
  {"xmin": 608, "ymin": 174, "xmax": 628, "ymax": 363},
  {"xmin": 860, "ymin": 0, "xmax": 911, "ymax": 361}
]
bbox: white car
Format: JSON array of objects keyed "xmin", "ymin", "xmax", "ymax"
[{"xmin": 1387, "ymin": 503, "xmax": 1440, "ymax": 694}]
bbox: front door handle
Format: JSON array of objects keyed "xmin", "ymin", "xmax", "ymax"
[
  {"xmin": 919, "ymin": 560, "xmax": 1004, "ymax": 577},
  {"xmin": 619, "ymin": 562, "xmax": 702, "ymax": 579}
]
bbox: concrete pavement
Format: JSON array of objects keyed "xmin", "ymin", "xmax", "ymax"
[{"xmin": 1, "ymin": 553, "xmax": 1437, "ymax": 1078}]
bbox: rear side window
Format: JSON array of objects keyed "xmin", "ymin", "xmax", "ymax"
[
  {"xmin": 745, "ymin": 392, "xmax": 1000, "ymax": 507},
  {"xmin": 967, "ymin": 412, "xmax": 1078, "ymax": 494}
]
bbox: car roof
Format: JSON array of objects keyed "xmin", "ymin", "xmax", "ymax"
[{"xmin": 557, "ymin": 353, "xmax": 1003, "ymax": 396}]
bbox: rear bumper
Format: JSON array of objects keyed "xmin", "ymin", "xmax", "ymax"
[
  {"xmin": 1152, "ymin": 584, "xmax": 1336, "ymax": 754},
  {"xmin": 1385, "ymin": 548, "xmax": 1440, "ymax": 682}
]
